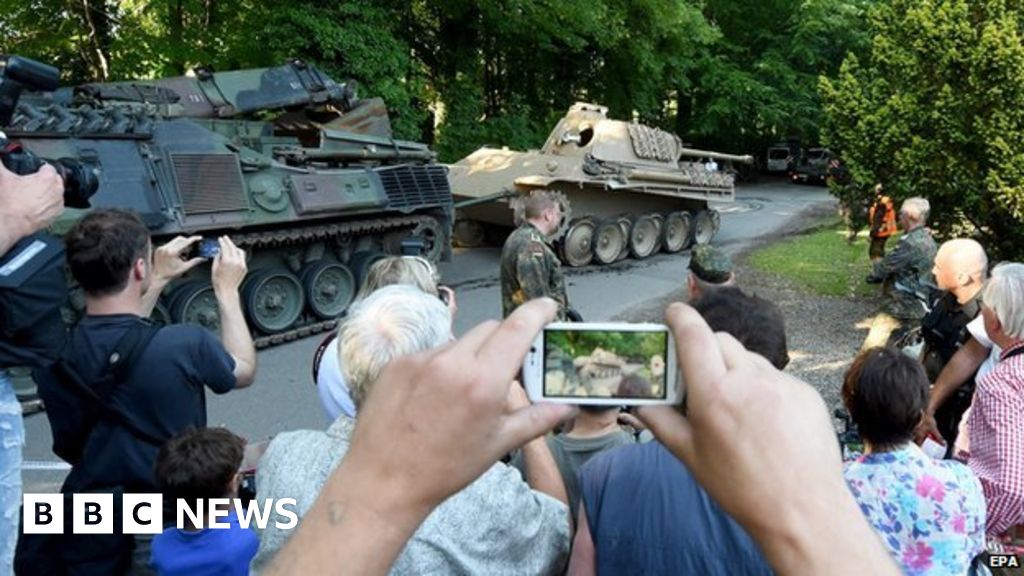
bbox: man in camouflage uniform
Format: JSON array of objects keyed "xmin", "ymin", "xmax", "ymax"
[
  {"xmin": 861, "ymin": 197, "xmax": 938, "ymax": 350},
  {"xmin": 500, "ymin": 191, "xmax": 569, "ymax": 319}
]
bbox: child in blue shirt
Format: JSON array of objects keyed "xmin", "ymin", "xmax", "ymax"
[{"xmin": 151, "ymin": 427, "xmax": 259, "ymax": 576}]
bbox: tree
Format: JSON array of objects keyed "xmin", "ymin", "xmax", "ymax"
[{"xmin": 821, "ymin": 0, "xmax": 1024, "ymax": 256}]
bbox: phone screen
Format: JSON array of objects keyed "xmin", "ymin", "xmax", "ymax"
[{"xmin": 542, "ymin": 328, "xmax": 669, "ymax": 399}]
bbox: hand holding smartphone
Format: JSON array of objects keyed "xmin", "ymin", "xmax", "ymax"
[{"xmin": 523, "ymin": 322, "xmax": 681, "ymax": 406}]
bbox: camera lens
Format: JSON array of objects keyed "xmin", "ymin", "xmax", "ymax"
[{"xmin": 53, "ymin": 157, "xmax": 100, "ymax": 209}]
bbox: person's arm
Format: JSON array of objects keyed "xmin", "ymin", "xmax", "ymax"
[
  {"xmin": 637, "ymin": 303, "xmax": 899, "ymax": 576},
  {"xmin": 567, "ymin": 503, "xmax": 596, "ymax": 576},
  {"xmin": 507, "ymin": 384, "xmax": 570, "ymax": 513},
  {"xmin": 870, "ymin": 235, "xmax": 911, "ymax": 280},
  {"xmin": 211, "ymin": 236, "xmax": 256, "ymax": 388},
  {"xmin": 515, "ymin": 244, "xmax": 555, "ymax": 301},
  {"xmin": 264, "ymin": 299, "xmax": 574, "ymax": 576},
  {"xmin": 915, "ymin": 337, "xmax": 988, "ymax": 444},
  {"xmin": 141, "ymin": 235, "xmax": 204, "ymax": 316},
  {"xmin": 0, "ymin": 163, "xmax": 63, "ymax": 256}
]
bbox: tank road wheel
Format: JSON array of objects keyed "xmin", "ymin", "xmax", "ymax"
[
  {"xmin": 593, "ymin": 219, "xmax": 626, "ymax": 265},
  {"xmin": 629, "ymin": 214, "xmax": 660, "ymax": 259},
  {"xmin": 559, "ymin": 218, "xmax": 596, "ymax": 267},
  {"xmin": 301, "ymin": 262, "xmax": 356, "ymax": 320},
  {"xmin": 662, "ymin": 211, "xmax": 692, "ymax": 253},
  {"xmin": 242, "ymin": 269, "xmax": 306, "ymax": 333},
  {"xmin": 616, "ymin": 217, "xmax": 632, "ymax": 261},
  {"xmin": 410, "ymin": 218, "xmax": 445, "ymax": 262},
  {"xmin": 651, "ymin": 214, "xmax": 665, "ymax": 253},
  {"xmin": 169, "ymin": 281, "xmax": 220, "ymax": 332},
  {"xmin": 693, "ymin": 210, "xmax": 716, "ymax": 246}
]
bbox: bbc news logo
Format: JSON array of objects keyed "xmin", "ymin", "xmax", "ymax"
[{"xmin": 23, "ymin": 494, "xmax": 299, "ymax": 534}]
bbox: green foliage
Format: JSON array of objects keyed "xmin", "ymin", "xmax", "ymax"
[
  {"xmin": 547, "ymin": 330, "xmax": 666, "ymax": 364},
  {"xmin": 2, "ymin": 0, "xmax": 875, "ymax": 162},
  {"xmin": 748, "ymin": 221, "xmax": 876, "ymax": 298},
  {"xmin": 821, "ymin": 0, "xmax": 1024, "ymax": 257}
]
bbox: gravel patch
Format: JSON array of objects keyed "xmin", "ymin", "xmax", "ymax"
[{"xmin": 614, "ymin": 209, "xmax": 886, "ymax": 430}]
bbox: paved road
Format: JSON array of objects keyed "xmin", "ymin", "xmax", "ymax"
[{"xmin": 21, "ymin": 179, "xmax": 832, "ymax": 491}]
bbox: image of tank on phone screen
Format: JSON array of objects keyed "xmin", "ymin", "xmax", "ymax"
[{"xmin": 550, "ymin": 327, "xmax": 668, "ymax": 398}]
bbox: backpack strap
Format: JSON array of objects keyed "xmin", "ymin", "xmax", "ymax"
[
  {"xmin": 55, "ymin": 319, "xmax": 165, "ymax": 449},
  {"xmin": 312, "ymin": 330, "xmax": 337, "ymax": 385}
]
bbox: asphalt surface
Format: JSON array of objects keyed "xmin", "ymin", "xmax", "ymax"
[{"xmin": 21, "ymin": 178, "xmax": 832, "ymax": 492}]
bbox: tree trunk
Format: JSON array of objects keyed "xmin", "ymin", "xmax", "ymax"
[{"xmin": 76, "ymin": 0, "xmax": 112, "ymax": 80}]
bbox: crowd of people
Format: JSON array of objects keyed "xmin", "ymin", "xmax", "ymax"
[{"xmin": 1, "ymin": 163, "xmax": 1022, "ymax": 576}]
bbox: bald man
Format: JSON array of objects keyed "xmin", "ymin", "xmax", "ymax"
[{"xmin": 916, "ymin": 239, "xmax": 988, "ymax": 450}]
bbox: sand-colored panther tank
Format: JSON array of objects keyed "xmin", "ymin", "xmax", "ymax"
[{"xmin": 449, "ymin": 102, "xmax": 752, "ymax": 266}]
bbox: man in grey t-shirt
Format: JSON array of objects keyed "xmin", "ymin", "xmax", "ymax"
[{"xmin": 514, "ymin": 405, "xmax": 634, "ymax": 521}]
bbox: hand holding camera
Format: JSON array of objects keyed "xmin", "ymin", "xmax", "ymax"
[
  {"xmin": 212, "ymin": 236, "xmax": 247, "ymax": 296},
  {"xmin": 152, "ymin": 236, "xmax": 205, "ymax": 285},
  {"xmin": 0, "ymin": 161, "xmax": 63, "ymax": 243}
]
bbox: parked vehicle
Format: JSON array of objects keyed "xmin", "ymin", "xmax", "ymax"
[{"xmin": 766, "ymin": 145, "xmax": 792, "ymax": 173}]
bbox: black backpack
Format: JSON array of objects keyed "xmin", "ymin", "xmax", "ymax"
[{"xmin": 16, "ymin": 318, "xmax": 162, "ymax": 576}]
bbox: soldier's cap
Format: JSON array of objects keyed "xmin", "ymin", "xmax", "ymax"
[{"xmin": 689, "ymin": 245, "xmax": 734, "ymax": 284}]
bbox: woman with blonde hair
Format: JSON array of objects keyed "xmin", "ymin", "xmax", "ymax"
[{"xmin": 312, "ymin": 256, "xmax": 456, "ymax": 421}]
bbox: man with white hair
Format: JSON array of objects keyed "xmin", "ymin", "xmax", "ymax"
[
  {"xmin": 253, "ymin": 285, "xmax": 570, "ymax": 574},
  {"xmin": 963, "ymin": 263, "xmax": 1024, "ymax": 542},
  {"xmin": 862, "ymin": 196, "xmax": 937, "ymax": 349}
]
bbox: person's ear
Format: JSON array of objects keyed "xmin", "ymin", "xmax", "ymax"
[
  {"xmin": 133, "ymin": 258, "xmax": 147, "ymax": 282},
  {"xmin": 227, "ymin": 472, "xmax": 242, "ymax": 496}
]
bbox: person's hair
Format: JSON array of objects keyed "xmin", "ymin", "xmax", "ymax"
[
  {"xmin": 692, "ymin": 286, "xmax": 789, "ymax": 369},
  {"xmin": 355, "ymin": 256, "xmax": 440, "ymax": 300},
  {"xmin": 982, "ymin": 262, "xmax": 1024, "ymax": 339},
  {"xmin": 524, "ymin": 190, "xmax": 559, "ymax": 220},
  {"xmin": 340, "ymin": 284, "xmax": 451, "ymax": 407},
  {"xmin": 65, "ymin": 208, "xmax": 150, "ymax": 296},
  {"xmin": 842, "ymin": 347, "xmax": 927, "ymax": 449},
  {"xmin": 155, "ymin": 427, "xmax": 245, "ymax": 502},
  {"xmin": 900, "ymin": 197, "xmax": 930, "ymax": 223}
]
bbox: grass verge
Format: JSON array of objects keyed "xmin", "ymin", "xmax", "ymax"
[{"xmin": 747, "ymin": 220, "xmax": 877, "ymax": 298}]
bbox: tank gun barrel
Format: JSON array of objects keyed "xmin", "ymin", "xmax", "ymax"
[{"xmin": 679, "ymin": 148, "xmax": 753, "ymax": 164}]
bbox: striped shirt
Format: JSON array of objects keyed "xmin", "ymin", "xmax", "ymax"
[{"xmin": 967, "ymin": 341, "xmax": 1024, "ymax": 537}]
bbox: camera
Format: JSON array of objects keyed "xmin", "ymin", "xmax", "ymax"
[
  {"xmin": 0, "ymin": 55, "xmax": 100, "ymax": 208},
  {"xmin": 523, "ymin": 322, "xmax": 681, "ymax": 406}
]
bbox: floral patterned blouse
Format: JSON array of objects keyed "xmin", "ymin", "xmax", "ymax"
[{"xmin": 844, "ymin": 443, "xmax": 986, "ymax": 575}]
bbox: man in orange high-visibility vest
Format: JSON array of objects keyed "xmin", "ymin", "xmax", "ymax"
[{"xmin": 868, "ymin": 183, "xmax": 897, "ymax": 262}]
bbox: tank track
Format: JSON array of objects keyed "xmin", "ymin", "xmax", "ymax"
[{"xmin": 173, "ymin": 213, "xmax": 446, "ymax": 348}]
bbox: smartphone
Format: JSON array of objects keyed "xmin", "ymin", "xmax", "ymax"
[
  {"xmin": 523, "ymin": 322, "xmax": 680, "ymax": 406},
  {"xmin": 188, "ymin": 238, "xmax": 220, "ymax": 260}
]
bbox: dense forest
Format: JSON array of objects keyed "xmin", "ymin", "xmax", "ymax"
[{"xmin": 0, "ymin": 0, "xmax": 873, "ymax": 161}]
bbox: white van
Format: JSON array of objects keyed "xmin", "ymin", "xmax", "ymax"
[{"xmin": 766, "ymin": 146, "xmax": 791, "ymax": 173}]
